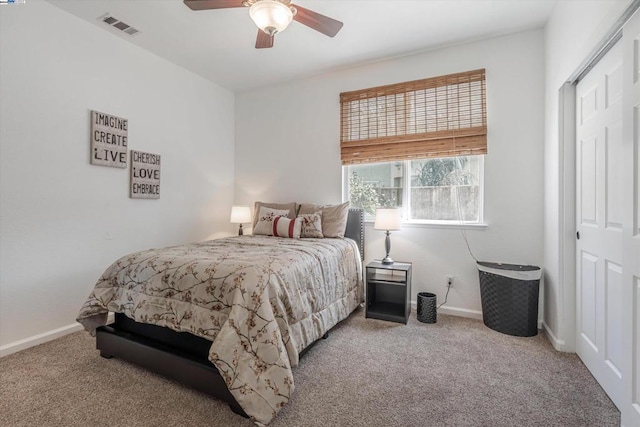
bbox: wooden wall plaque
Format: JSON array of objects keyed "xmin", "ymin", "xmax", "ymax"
[
  {"xmin": 130, "ymin": 150, "xmax": 160, "ymax": 199},
  {"xmin": 90, "ymin": 110, "xmax": 128, "ymax": 168}
]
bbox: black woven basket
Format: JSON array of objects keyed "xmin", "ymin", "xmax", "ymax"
[
  {"xmin": 417, "ymin": 292, "xmax": 437, "ymax": 324},
  {"xmin": 478, "ymin": 262, "xmax": 541, "ymax": 337}
]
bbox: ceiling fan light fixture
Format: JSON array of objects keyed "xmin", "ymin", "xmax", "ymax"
[{"xmin": 249, "ymin": 0, "xmax": 293, "ymax": 36}]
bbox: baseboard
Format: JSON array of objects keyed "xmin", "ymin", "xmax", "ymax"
[
  {"xmin": 0, "ymin": 313, "xmax": 114, "ymax": 358},
  {"xmin": 2, "ymin": 311, "xmax": 549, "ymax": 357},
  {"xmin": 437, "ymin": 305, "xmax": 484, "ymax": 320},
  {"xmin": 410, "ymin": 301, "xmax": 483, "ymax": 321},
  {"xmin": 410, "ymin": 302, "xmax": 544, "ymax": 330},
  {"xmin": 542, "ymin": 321, "xmax": 567, "ymax": 351}
]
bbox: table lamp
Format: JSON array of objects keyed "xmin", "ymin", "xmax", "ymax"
[
  {"xmin": 374, "ymin": 208, "xmax": 401, "ymax": 264},
  {"xmin": 230, "ymin": 206, "xmax": 252, "ymax": 236}
]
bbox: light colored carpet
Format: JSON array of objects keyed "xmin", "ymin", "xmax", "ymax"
[{"xmin": 0, "ymin": 308, "xmax": 619, "ymax": 427}]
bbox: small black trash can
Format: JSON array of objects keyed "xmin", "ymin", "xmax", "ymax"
[
  {"xmin": 478, "ymin": 262, "xmax": 541, "ymax": 337},
  {"xmin": 417, "ymin": 292, "xmax": 437, "ymax": 324}
]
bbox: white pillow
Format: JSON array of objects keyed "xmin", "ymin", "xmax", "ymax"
[
  {"xmin": 273, "ymin": 216, "xmax": 302, "ymax": 238},
  {"xmin": 253, "ymin": 206, "xmax": 290, "ymax": 236}
]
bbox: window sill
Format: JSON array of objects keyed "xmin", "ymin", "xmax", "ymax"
[{"xmin": 364, "ymin": 220, "xmax": 488, "ymax": 230}]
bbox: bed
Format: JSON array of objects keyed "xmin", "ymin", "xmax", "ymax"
[{"xmin": 77, "ymin": 208, "xmax": 364, "ymax": 426}]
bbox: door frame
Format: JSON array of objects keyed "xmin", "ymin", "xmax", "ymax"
[{"xmin": 556, "ymin": 82, "xmax": 577, "ymax": 352}]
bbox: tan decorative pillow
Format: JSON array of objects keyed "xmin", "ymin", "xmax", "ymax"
[
  {"xmin": 253, "ymin": 201, "xmax": 297, "ymax": 228},
  {"xmin": 320, "ymin": 201, "xmax": 350, "ymax": 238},
  {"xmin": 297, "ymin": 203, "xmax": 320, "ymax": 215},
  {"xmin": 298, "ymin": 212, "xmax": 323, "ymax": 238},
  {"xmin": 298, "ymin": 202, "xmax": 350, "ymax": 238},
  {"xmin": 253, "ymin": 206, "xmax": 290, "ymax": 236}
]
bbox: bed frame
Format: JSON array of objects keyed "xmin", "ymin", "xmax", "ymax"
[{"xmin": 95, "ymin": 208, "xmax": 364, "ymax": 418}]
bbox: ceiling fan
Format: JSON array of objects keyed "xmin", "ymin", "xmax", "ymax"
[{"xmin": 183, "ymin": 0, "xmax": 344, "ymax": 49}]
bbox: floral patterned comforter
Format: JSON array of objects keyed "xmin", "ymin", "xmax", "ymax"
[{"xmin": 77, "ymin": 235, "xmax": 363, "ymax": 426}]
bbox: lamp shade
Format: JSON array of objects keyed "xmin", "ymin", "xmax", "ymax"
[
  {"xmin": 374, "ymin": 208, "xmax": 401, "ymax": 231},
  {"xmin": 230, "ymin": 206, "xmax": 252, "ymax": 224},
  {"xmin": 249, "ymin": 0, "xmax": 293, "ymax": 36}
]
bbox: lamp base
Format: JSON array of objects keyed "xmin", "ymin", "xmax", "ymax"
[
  {"xmin": 238, "ymin": 224, "xmax": 244, "ymax": 236},
  {"xmin": 382, "ymin": 231, "xmax": 394, "ymax": 264}
]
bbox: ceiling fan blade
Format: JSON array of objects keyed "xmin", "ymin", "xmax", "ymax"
[
  {"xmin": 183, "ymin": 0, "xmax": 244, "ymax": 11},
  {"xmin": 255, "ymin": 29, "xmax": 274, "ymax": 49},
  {"xmin": 292, "ymin": 4, "xmax": 343, "ymax": 37}
]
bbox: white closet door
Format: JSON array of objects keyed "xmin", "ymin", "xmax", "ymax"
[
  {"xmin": 622, "ymin": 8, "xmax": 640, "ymax": 427},
  {"xmin": 575, "ymin": 39, "xmax": 625, "ymax": 409}
]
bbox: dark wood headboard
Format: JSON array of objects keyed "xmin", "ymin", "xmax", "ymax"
[{"xmin": 344, "ymin": 208, "xmax": 364, "ymax": 261}]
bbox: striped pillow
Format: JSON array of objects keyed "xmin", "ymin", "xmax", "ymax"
[
  {"xmin": 253, "ymin": 207, "xmax": 290, "ymax": 236},
  {"xmin": 273, "ymin": 216, "xmax": 302, "ymax": 238}
]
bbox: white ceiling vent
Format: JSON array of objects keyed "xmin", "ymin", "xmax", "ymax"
[{"xmin": 98, "ymin": 14, "xmax": 141, "ymax": 36}]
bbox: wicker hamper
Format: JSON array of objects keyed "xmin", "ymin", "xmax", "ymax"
[{"xmin": 477, "ymin": 262, "xmax": 541, "ymax": 337}]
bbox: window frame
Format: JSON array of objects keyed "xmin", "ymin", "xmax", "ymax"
[{"xmin": 343, "ymin": 155, "xmax": 486, "ymax": 227}]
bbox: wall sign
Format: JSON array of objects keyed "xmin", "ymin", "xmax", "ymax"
[
  {"xmin": 90, "ymin": 110, "xmax": 128, "ymax": 168},
  {"xmin": 130, "ymin": 150, "xmax": 161, "ymax": 199}
]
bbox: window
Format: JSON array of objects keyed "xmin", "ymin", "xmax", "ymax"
[
  {"xmin": 340, "ymin": 69, "xmax": 487, "ymax": 224},
  {"xmin": 345, "ymin": 155, "xmax": 483, "ymax": 223}
]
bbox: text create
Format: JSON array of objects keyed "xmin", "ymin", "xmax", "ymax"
[{"xmin": 93, "ymin": 131, "xmax": 127, "ymax": 146}]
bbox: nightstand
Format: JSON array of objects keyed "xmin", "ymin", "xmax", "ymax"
[{"xmin": 365, "ymin": 261, "xmax": 412, "ymax": 324}]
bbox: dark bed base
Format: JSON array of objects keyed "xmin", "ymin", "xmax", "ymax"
[
  {"xmin": 96, "ymin": 316, "xmax": 248, "ymax": 417},
  {"xmin": 96, "ymin": 314, "xmax": 328, "ymax": 418},
  {"xmin": 95, "ymin": 208, "xmax": 364, "ymax": 419}
]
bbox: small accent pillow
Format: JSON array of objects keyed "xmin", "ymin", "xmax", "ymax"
[
  {"xmin": 273, "ymin": 216, "xmax": 302, "ymax": 238},
  {"xmin": 253, "ymin": 206, "xmax": 290, "ymax": 236},
  {"xmin": 298, "ymin": 213, "xmax": 323, "ymax": 238}
]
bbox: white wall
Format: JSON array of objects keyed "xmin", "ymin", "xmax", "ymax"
[
  {"xmin": 235, "ymin": 30, "xmax": 545, "ymax": 319},
  {"xmin": 0, "ymin": 1, "xmax": 235, "ymax": 350},
  {"xmin": 543, "ymin": 0, "xmax": 632, "ymax": 350}
]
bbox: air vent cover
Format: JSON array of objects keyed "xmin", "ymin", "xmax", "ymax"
[{"xmin": 98, "ymin": 13, "xmax": 141, "ymax": 37}]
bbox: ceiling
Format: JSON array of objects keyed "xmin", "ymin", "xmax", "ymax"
[{"xmin": 47, "ymin": 0, "xmax": 557, "ymax": 92}]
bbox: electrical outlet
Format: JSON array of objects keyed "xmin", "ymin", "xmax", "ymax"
[{"xmin": 446, "ymin": 275, "xmax": 454, "ymax": 287}]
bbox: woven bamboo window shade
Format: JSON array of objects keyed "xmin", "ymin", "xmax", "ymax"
[{"xmin": 340, "ymin": 69, "xmax": 487, "ymax": 165}]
